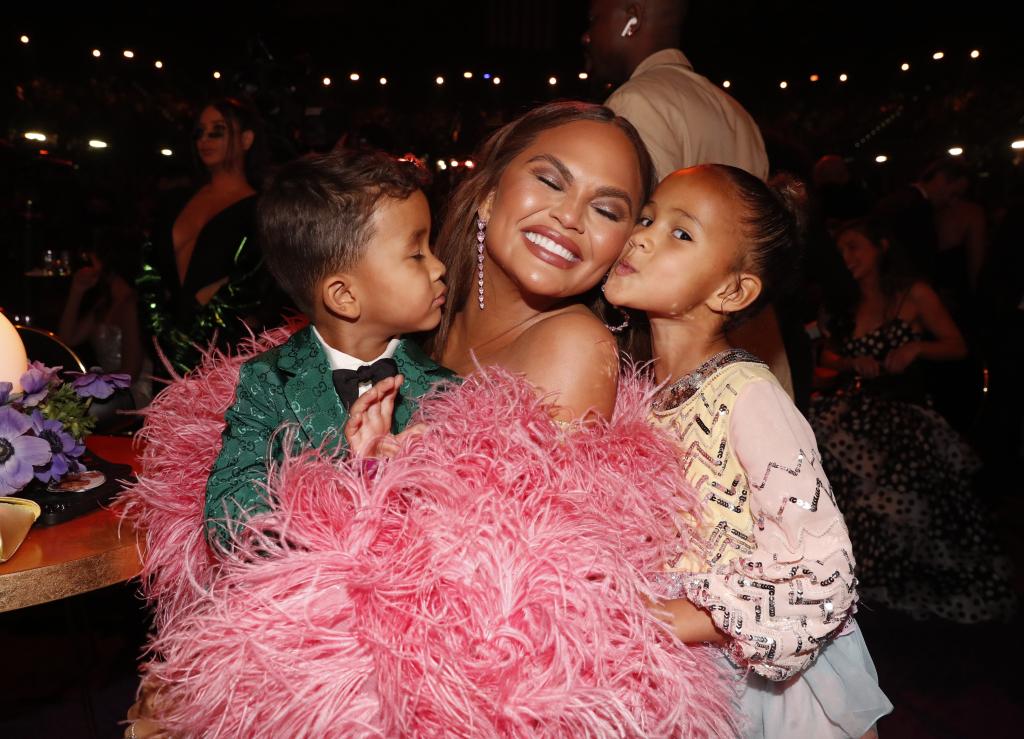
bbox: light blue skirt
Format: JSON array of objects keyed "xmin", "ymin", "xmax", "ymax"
[{"xmin": 730, "ymin": 621, "xmax": 893, "ymax": 738}]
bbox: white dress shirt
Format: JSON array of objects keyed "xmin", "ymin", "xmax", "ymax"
[{"xmin": 312, "ymin": 326, "xmax": 400, "ymax": 399}]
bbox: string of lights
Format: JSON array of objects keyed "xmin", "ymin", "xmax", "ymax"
[
  {"xmin": 12, "ymin": 32, "xmax": 988, "ymax": 95},
  {"xmin": 11, "ymin": 33, "xmax": 1020, "ymax": 167}
]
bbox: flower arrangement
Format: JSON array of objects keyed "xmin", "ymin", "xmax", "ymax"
[{"xmin": 0, "ymin": 362, "xmax": 129, "ymax": 496}]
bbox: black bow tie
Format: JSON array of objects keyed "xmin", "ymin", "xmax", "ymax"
[{"xmin": 332, "ymin": 357, "xmax": 399, "ymax": 409}]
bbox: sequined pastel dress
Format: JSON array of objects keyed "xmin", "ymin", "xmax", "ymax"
[
  {"xmin": 809, "ymin": 318, "xmax": 1016, "ymax": 623},
  {"xmin": 648, "ymin": 349, "xmax": 891, "ymax": 738}
]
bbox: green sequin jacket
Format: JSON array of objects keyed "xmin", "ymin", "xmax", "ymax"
[{"xmin": 203, "ymin": 326, "xmax": 455, "ymax": 548}]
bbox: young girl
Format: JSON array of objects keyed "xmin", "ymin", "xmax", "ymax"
[{"xmin": 603, "ymin": 165, "xmax": 893, "ymax": 738}]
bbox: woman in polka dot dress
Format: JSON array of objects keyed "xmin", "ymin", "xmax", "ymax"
[{"xmin": 810, "ymin": 218, "xmax": 1015, "ymax": 623}]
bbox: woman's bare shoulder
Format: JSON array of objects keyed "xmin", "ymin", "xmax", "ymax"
[
  {"xmin": 508, "ymin": 307, "xmax": 618, "ymax": 419},
  {"xmin": 521, "ymin": 305, "xmax": 614, "ymax": 346},
  {"xmin": 510, "ymin": 308, "xmax": 617, "ymax": 372}
]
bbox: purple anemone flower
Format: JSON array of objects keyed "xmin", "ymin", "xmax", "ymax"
[
  {"xmin": 30, "ymin": 412, "xmax": 85, "ymax": 484},
  {"xmin": 0, "ymin": 406, "xmax": 52, "ymax": 495},
  {"xmin": 69, "ymin": 371, "xmax": 131, "ymax": 400},
  {"xmin": 0, "ymin": 382, "xmax": 11, "ymax": 405},
  {"xmin": 19, "ymin": 361, "xmax": 61, "ymax": 407}
]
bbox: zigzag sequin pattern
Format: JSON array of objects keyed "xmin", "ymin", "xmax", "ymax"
[
  {"xmin": 649, "ymin": 353, "xmax": 858, "ymax": 681},
  {"xmin": 650, "ymin": 351, "xmax": 765, "ymax": 573}
]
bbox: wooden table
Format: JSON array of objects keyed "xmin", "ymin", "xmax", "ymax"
[{"xmin": 0, "ymin": 435, "xmax": 142, "ymax": 613}]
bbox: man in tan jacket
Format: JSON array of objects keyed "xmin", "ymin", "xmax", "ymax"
[{"xmin": 584, "ymin": 0, "xmax": 795, "ymax": 400}]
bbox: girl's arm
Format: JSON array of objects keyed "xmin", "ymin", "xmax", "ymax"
[
  {"xmin": 679, "ymin": 379, "xmax": 858, "ymax": 681},
  {"xmin": 909, "ymin": 282, "xmax": 968, "ymax": 360},
  {"xmin": 816, "ymin": 313, "xmax": 881, "ymax": 378},
  {"xmin": 884, "ymin": 282, "xmax": 967, "ymax": 373},
  {"xmin": 818, "ymin": 345, "xmax": 849, "ymax": 372},
  {"xmin": 645, "ymin": 594, "xmax": 726, "ymax": 644}
]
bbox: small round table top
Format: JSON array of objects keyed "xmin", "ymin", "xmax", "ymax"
[
  {"xmin": 0, "ymin": 507, "xmax": 140, "ymax": 612},
  {"xmin": 0, "ymin": 435, "xmax": 143, "ymax": 612}
]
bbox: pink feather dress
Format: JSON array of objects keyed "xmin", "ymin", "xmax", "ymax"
[{"xmin": 119, "ymin": 326, "xmax": 740, "ymax": 738}]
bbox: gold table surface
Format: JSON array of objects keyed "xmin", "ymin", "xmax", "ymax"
[
  {"xmin": 0, "ymin": 507, "xmax": 140, "ymax": 612},
  {"xmin": 0, "ymin": 435, "xmax": 142, "ymax": 612}
]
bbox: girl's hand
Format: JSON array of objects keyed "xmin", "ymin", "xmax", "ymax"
[
  {"xmin": 343, "ymin": 375, "xmax": 403, "ymax": 458},
  {"xmin": 883, "ymin": 342, "xmax": 921, "ymax": 374},
  {"xmin": 851, "ymin": 355, "xmax": 882, "ymax": 379}
]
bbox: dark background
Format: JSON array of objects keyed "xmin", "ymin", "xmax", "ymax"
[{"xmin": 1, "ymin": 5, "xmax": 1022, "ymax": 736}]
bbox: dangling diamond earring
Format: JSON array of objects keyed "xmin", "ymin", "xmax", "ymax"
[
  {"xmin": 476, "ymin": 217, "xmax": 487, "ymax": 310},
  {"xmin": 601, "ymin": 281, "xmax": 630, "ymax": 333}
]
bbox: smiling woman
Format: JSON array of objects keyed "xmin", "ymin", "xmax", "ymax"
[{"xmin": 428, "ymin": 101, "xmax": 655, "ymax": 421}]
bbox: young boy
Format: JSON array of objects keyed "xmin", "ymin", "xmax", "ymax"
[{"xmin": 204, "ymin": 149, "xmax": 452, "ymax": 548}]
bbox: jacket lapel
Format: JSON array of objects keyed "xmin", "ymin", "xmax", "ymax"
[
  {"xmin": 394, "ymin": 338, "xmax": 453, "ymax": 382},
  {"xmin": 391, "ymin": 339, "xmax": 457, "ymax": 431},
  {"xmin": 278, "ymin": 327, "xmax": 347, "ymax": 450}
]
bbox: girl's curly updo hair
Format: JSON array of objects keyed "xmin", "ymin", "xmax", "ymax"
[{"xmin": 712, "ymin": 166, "xmax": 808, "ymax": 330}]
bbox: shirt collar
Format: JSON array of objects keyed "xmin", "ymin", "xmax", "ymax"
[
  {"xmin": 631, "ymin": 48, "xmax": 693, "ymax": 79},
  {"xmin": 311, "ymin": 326, "xmax": 400, "ymax": 372}
]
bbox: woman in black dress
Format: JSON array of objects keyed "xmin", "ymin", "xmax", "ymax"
[
  {"xmin": 809, "ymin": 218, "xmax": 1015, "ymax": 623},
  {"xmin": 141, "ymin": 97, "xmax": 280, "ymax": 373}
]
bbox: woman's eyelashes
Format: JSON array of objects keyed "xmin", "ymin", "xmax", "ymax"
[
  {"xmin": 533, "ymin": 172, "xmax": 622, "ymax": 222},
  {"xmin": 536, "ymin": 172, "xmax": 562, "ymax": 191}
]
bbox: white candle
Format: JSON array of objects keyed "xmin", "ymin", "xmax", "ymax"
[{"xmin": 0, "ymin": 313, "xmax": 28, "ymax": 394}]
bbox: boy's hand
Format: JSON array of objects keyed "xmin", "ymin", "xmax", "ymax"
[
  {"xmin": 344, "ymin": 375, "xmax": 403, "ymax": 458},
  {"xmin": 394, "ymin": 422, "xmax": 426, "ymax": 443}
]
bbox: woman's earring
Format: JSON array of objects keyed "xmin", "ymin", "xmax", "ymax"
[
  {"xmin": 601, "ymin": 282, "xmax": 630, "ymax": 333},
  {"xmin": 476, "ymin": 217, "xmax": 486, "ymax": 310}
]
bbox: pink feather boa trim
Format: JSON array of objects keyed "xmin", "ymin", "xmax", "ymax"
[{"xmin": 118, "ymin": 327, "xmax": 738, "ymax": 737}]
